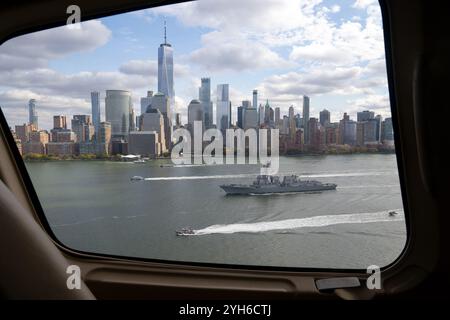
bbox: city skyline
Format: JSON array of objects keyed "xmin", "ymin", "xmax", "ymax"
[
  {"xmin": 5, "ymin": 2, "xmax": 394, "ymax": 159},
  {"xmin": 0, "ymin": 0, "xmax": 390, "ymax": 131}
]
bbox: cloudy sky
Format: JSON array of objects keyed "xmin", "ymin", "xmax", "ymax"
[{"xmin": 0, "ymin": 0, "xmax": 390, "ymax": 130}]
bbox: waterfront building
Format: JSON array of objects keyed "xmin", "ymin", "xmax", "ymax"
[
  {"xmin": 47, "ymin": 142, "xmax": 75, "ymax": 156},
  {"xmin": 23, "ymin": 130, "xmax": 49, "ymax": 155},
  {"xmin": 302, "ymin": 96, "xmax": 310, "ymax": 144},
  {"xmin": 105, "ymin": 90, "xmax": 133, "ymax": 140},
  {"xmin": 15, "ymin": 123, "xmax": 33, "ymax": 144},
  {"xmin": 128, "ymin": 131, "xmax": 161, "ymax": 157},
  {"xmin": 110, "ymin": 138, "xmax": 128, "ymax": 155},
  {"xmin": 55, "ymin": 130, "xmax": 76, "ymax": 143}
]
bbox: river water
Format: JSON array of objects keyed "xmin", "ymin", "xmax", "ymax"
[{"xmin": 26, "ymin": 154, "xmax": 407, "ymax": 269}]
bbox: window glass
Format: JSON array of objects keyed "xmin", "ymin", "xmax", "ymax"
[{"xmin": 0, "ymin": 0, "xmax": 406, "ymax": 269}]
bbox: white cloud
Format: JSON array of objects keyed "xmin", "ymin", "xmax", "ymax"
[
  {"xmin": 0, "ymin": 20, "xmax": 111, "ymax": 71},
  {"xmin": 189, "ymin": 31, "xmax": 294, "ymax": 72},
  {"xmin": 352, "ymin": 0, "xmax": 377, "ymax": 9},
  {"xmin": 0, "ymin": 89, "xmax": 91, "ymax": 129},
  {"xmin": 119, "ymin": 59, "xmax": 190, "ymax": 78},
  {"xmin": 152, "ymin": 0, "xmax": 322, "ymax": 33},
  {"xmin": 259, "ymin": 66, "xmax": 364, "ymax": 98}
]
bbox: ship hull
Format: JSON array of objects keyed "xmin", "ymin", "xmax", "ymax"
[{"xmin": 220, "ymin": 184, "xmax": 337, "ymax": 195}]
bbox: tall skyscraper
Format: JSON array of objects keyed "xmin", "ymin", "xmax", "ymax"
[
  {"xmin": 252, "ymin": 90, "xmax": 258, "ymax": 112},
  {"xmin": 158, "ymin": 21, "xmax": 174, "ymax": 112},
  {"xmin": 199, "ymin": 78, "xmax": 213, "ymax": 128},
  {"xmin": 28, "ymin": 99, "xmax": 38, "ymax": 130},
  {"xmin": 302, "ymin": 96, "xmax": 310, "ymax": 143},
  {"xmin": 91, "ymin": 92, "xmax": 100, "ymax": 139},
  {"xmin": 105, "ymin": 90, "xmax": 133, "ymax": 139},
  {"xmin": 319, "ymin": 109, "xmax": 330, "ymax": 126},
  {"xmin": 216, "ymin": 84, "xmax": 230, "ymax": 132}
]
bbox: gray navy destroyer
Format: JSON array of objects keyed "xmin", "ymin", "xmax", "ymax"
[{"xmin": 220, "ymin": 174, "xmax": 337, "ymax": 195}]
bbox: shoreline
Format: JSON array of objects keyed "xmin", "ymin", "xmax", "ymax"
[{"xmin": 22, "ymin": 150, "xmax": 395, "ymax": 162}]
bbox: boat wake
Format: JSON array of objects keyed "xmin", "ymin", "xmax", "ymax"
[
  {"xmin": 192, "ymin": 210, "xmax": 404, "ymax": 236},
  {"xmin": 143, "ymin": 171, "xmax": 394, "ymax": 181}
]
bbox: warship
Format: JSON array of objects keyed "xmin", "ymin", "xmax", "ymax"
[{"xmin": 220, "ymin": 174, "xmax": 337, "ymax": 195}]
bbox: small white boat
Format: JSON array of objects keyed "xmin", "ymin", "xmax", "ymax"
[
  {"xmin": 130, "ymin": 176, "xmax": 144, "ymax": 181},
  {"xmin": 176, "ymin": 227, "xmax": 195, "ymax": 236}
]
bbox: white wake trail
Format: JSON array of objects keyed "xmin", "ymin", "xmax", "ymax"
[
  {"xmin": 193, "ymin": 210, "xmax": 404, "ymax": 235},
  {"xmin": 143, "ymin": 171, "xmax": 393, "ymax": 181}
]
